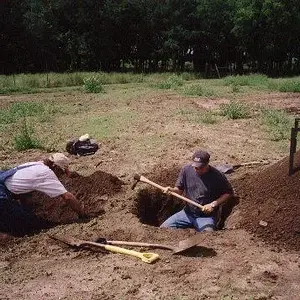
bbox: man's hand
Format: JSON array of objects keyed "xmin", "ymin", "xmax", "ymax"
[
  {"xmin": 163, "ymin": 186, "xmax": 172, "ymax": 194},
  {"xmin": 202, "ymin": 201, "xmax": 218, "ymax": 214}
]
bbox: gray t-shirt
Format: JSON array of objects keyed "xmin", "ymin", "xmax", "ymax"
[{"xmin": 176, "ymin": 164, "xmax": 233, "ymax": 216}]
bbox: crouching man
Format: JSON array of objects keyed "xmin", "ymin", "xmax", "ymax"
[
  {"xmin": 0, "ymin": 153, "xmax": 85, "ymax": 236},
  {"xmin": 160, "ymin": 150, "xmax": 234, "ymax": 232}
]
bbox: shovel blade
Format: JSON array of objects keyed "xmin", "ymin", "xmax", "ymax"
[
  {"xmin": 172, "ymin": 233, "xmax": 204, "ymax": 254},
  {"xmin": 49, "ymin": 234, "xmax": 84, "ymax": 247}
]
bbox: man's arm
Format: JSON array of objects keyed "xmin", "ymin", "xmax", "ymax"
[
  {"xmin": 61, "ymin": 192, "xmax": 85, "ymax": 217},
  {"xmin": 202, "ymin": 193, "xmax": 233, "ymax": 214}
]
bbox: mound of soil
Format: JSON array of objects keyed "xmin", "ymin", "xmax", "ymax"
[
  {"xmin": 29, "ymin": 170, "xmax": 124, "ymax": 224},
  {"xmin": 234, "ymin": 150, "xmax": 300, "ymax": 251}
]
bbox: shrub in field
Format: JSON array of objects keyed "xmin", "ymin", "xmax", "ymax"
[
  {"xmin": 14, "ymin": 119, "xmax": 42, "ymax": 151},
  {"xmin": 261, "ymin": 108, "xmax": 292, "ymax": 141},
  {"xmin": 220, "ymin": 101, "xmax": 251, "ymax": 119},
  {"xmin": 156, "ymin": 74, "xmax": 184, "ymax": 89},
  {"xmin": 183, "ymin": 84, "xmax": 217, "ymax": 97},
  {"xmin": 83, "ymin": 76, "xmax": 104, "ymax": 93},
  {"xmin": 184, "ymin": 84, "xmax": 204, "ymax": 96}
]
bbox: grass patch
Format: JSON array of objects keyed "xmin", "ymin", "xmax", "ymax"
[
  {"xmin": 84, "ymin": 110, "xmax": 138, "ymax": 139},
  {"xmin": 177, "ymin": 108, "xmax": 218, "ymax": 124},
  {"xmin": 13, "ymin": 119, "xmax": 43, "ymax": 151},
  {"xmin": 154, "ymin": 74, "xmax": 184, "ymax": 89},
  {"xmin": 0, "ymin": 101, "xmax": 63, "ymax": 124},
  {"xmin": 223, "ymin": 74, "xmax": 269, "ymax": 87},
  {"xmin": 0, "ymin": 72, "xmax": 147, "ymax": 94},
  {"xmin": 220, "ymin": 101, "xmax": 251, "ymax": 119},
  {"xmin": 268, "ymin": 79, "xmax": 300, "ymax": 92},
  {"xmin": 183, "ymin": 84, "xmax": 217, "ymax": 97},
  {"xmin": 83, "ymin": 76, "xmax": 104, "ymax": 93},
  {"xmin": 201, "ymin": 111, "xmax": 218, "ymax": 124},
  {"xmin": 261, "ymin": 108, "xmax": 292, "ymax": 141}
]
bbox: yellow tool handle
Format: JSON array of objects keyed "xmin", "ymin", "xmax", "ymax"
[{"xmin": 86, "ymin": 242, "xmax": 159, "ymax": 264}]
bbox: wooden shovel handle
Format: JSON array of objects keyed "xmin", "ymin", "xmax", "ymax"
[
  {"xmin": 106, "ymin": 240, "xmax": 175, "ymax": 251},
  {"xmin": 138, "ymin": 175, "xmax": 204, "ymax": 211}
]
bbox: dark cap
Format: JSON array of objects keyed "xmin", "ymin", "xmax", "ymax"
[{"xmin": 191, "ymin": 150, "xmax": 210, "ymax": 167}]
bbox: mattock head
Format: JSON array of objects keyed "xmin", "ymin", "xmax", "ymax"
[{"xmin": 131, "ymin": 174, "xmax": 141, "ymax": 190}]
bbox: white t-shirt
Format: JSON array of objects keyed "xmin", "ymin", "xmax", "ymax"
[{"xmin": 4, "ymin": 162, "xmax": 67, "ymax": 198}]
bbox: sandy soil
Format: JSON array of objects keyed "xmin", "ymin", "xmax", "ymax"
[{"xmin": 0, "ymin": 89, "xmax": 299, "ymax": 300}]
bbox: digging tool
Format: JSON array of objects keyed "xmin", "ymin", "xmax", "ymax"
[
  {"xmin": 215, "ymin": 160, "xmax": 270, "ymax": 174},
  {"xmin": 132, "ymin": 174, "xmax": 204, "ymax": 211},
  {"xmin": 95, "ymin": 233, "xmax": 205, "ymax": 254},
  {"xmin": 49, "ymin": 235, "xmax": 159, "ymax": 264}
]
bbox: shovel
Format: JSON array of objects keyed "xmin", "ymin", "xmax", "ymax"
[
  {"xmin": 215, "ymin": 160, "xmax": 270, "ymax": 174},
  {"xmin": 96, "ymin": 233, "xmax": 205, "ymax": 254},
  {"xmin": 49, "ymin": 235, "xmax": 159, "ymax": 264}
]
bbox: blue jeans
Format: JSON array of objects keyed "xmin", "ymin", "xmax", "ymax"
[
  {"xmin": 0, "ymin": 198, "xmax": 53, "ymax": 236},
  {"xmin": 160, "ymin": 209, "xmax": 215, "ymax": 232}
]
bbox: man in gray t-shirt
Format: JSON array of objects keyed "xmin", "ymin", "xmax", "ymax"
[{"xmin": 160, "ymin": 150, "xmax": 234, "ymax": 232}]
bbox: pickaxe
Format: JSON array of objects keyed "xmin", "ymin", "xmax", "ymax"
[{"xmin": 131, "ymin": 174, "xmax": 204, "ymax": 211}]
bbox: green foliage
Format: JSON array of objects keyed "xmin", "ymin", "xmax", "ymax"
[
  {"xmin": 261, "ymin": 108, "xmax": 292, "ymax": 141},
  {"xmin": 13, "ymin": 119, "xmax": 42, "ymax": 151},
  {"xmin": 83, "ymin": 76, "xmax": 104, "ymax": 93},
  {"xmin": 220, "ymin": 101, "xmax": 251, "ymax": 119},
  {"xmin": 200, "ymin": 111, "xmax": 218, "ymax": 124},
  {"xmin": 0, "ymin": 102, "xmax": 60, "ymax": 124},
  {"xmin": 155, "ymin": 74, "xmax": 184, "ymax": 89},
  {"xmin": 183, "ymin": 84, "xmax": 216, "ymax": 97},
  {"xmin": 223, "ymin": 74, "xmax": 269, "ymax": 87},
  {"xmin": 0, "ymin": 87, "xmax": 34, "ymax": 95},
  {"xmin": 231, "ymin": 83, "xmax": 241, "ymax": 93},
  {"xmin": 277, "ymin": 81, "xmax": 300, "ymax": 93}
]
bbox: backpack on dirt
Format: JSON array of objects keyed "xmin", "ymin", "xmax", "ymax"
[{"xmin": 66, "ymin": 135, "xmax": 99, "ymax": 156}]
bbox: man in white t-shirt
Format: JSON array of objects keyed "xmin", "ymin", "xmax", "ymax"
[{"xmin": 0, "ymin": 153, "xmax": 85, "ymax": 236}]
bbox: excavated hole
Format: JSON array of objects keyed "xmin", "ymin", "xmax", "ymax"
[
  {"xmin": 133, "ymin": 188, "xmax": 184, "ymax": 227},
  {"xmin": 20, "ymin": 170, "xmax": 124, "ymax": 235}
]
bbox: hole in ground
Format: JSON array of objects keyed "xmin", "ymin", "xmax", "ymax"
[
  {"xmin": 133, "ymin": 188, "xmax": 184, "ymax": 226},
  {"xmin": 6, "ymin": 170, "xmax": 125, "ymax": 237}
]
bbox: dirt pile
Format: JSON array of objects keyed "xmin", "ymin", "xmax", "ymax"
[
  {"xmin": 234, "ymin": 150, "xmax": 300, "ymax": 251},
  {"xmin": 30, "ymin": 170, "xmax": 124, "ymax": 224}
]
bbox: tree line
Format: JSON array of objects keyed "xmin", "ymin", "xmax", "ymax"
[{"xmin": 1, "ymin": 0, "xmax": 300, "ymax": 76}]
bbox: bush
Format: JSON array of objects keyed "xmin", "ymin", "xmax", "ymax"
[
  {"xmin": 83, "ymin": 76, "xmax": 104, "ymax": 93},
  {"xmin": 220, "ymin": 101, "xmax": 251, "ymax": 119},
  {"xmin": 14, "ymin": 119, "xmax": 42, "ymax": 151},
  {"xmin": 156, "ymin": 74, "xmax": 184, "ymax": 89}
]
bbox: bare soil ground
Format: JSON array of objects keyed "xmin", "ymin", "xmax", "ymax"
[{"xmin": 0, "ymin": 88, "xmax": 299, "ymax": 300}]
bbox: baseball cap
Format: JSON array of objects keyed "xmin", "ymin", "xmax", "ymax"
[
  {"xmin": 191, "ymin": 150, "xmax": 210, "ymax": 167},
  {"xmin": 48, "ymin": 153, "xmax": 70, "ymax": 171}
]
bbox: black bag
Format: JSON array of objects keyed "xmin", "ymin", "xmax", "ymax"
[{"xmin": 66, "ymin": 138, "xmax": 99, "ymax": 156}]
